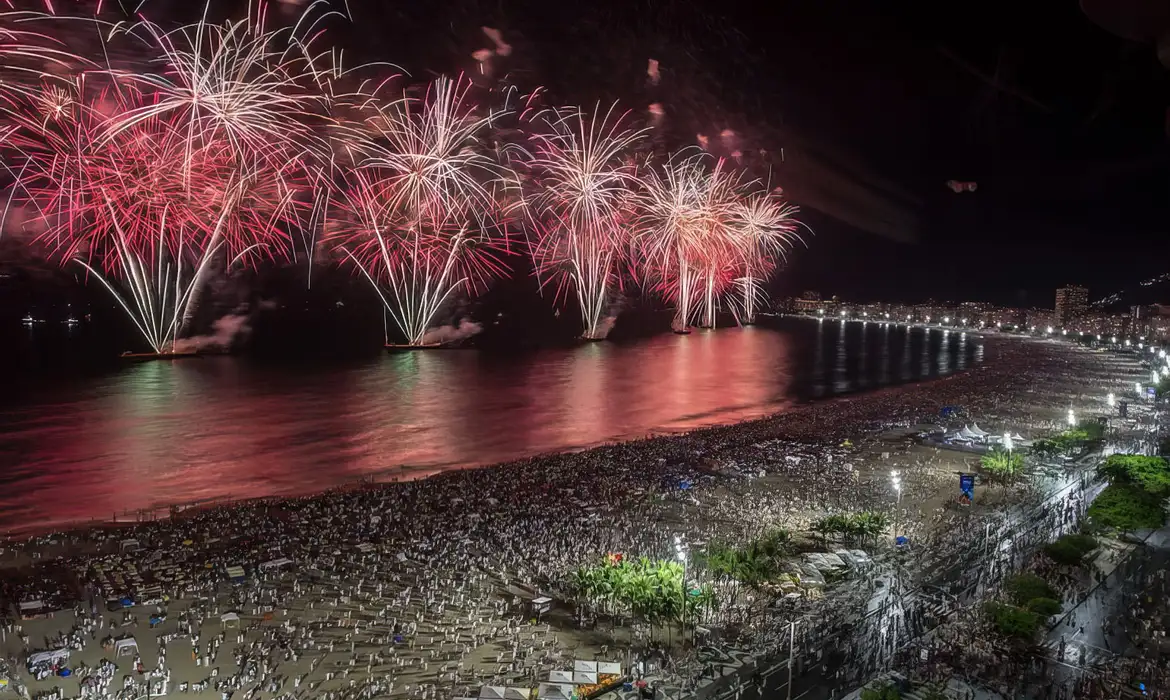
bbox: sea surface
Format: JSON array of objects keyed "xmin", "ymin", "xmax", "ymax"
[{"xmin": 0, "ymin": 318, "xmax": 981, "ymax": 534}]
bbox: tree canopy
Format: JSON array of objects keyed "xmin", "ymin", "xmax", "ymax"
[
  {"xmin": 570, "ymin": 556, "xmax": 715, "ymax": 627},
  {"xmin": 1087, "ymin": 482, "xmax": 1166, "ymax": 532},
  {"xmin": 1098, "ymin": 454, "xmax": 1170, "ymax": 497},
  {"xmin": 981, "ymin": 448, "xmax": 1024, "ymax": 484},
  {"xmin": 984, "ymin": 601, "xmax": 1042, "ymax": 641}
]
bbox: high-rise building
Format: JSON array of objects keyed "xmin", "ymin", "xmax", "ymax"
[{"xmin": 1054, "ymin": 285, "xmax": 1089, "ymax": 327}]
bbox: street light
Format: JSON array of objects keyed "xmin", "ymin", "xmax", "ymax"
[
  {"xmin": 674, "ymin": 536, "xmax": 688, "ymax": 644},
  {"xmin": 1068, "ymin": 409, "xmax": 1076, "ymax": 427},
  {"xmin": 1003, "ymin": 432, "xmax": 1014, "ymax": 453},
  {"xmin": 890, "ymin": 470, "xmax": 903, "ymax": 542},
  {"xmin": 1108, "ymin": 393, "xmax": 1115, "ymax": 408},
  {"xmin": 786, "ymin": 620, "xmax": 800, "ymax": 700}
]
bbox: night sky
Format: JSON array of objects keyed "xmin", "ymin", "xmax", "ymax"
[
  {"xmin": 3, "ymin": 0, "xmax": 1169, "ymax": 316},
  {"xmin": 358, "ymin": 0, "xmax": 1168, "ymax": 307}
]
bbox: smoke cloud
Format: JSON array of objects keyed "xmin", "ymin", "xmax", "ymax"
[
  {"xmin": 420, "ymin": 318, "xmax": 482, "ymax": 345},
  {"xmin": 171, "ymin": 300, "xmax": 276, "ymax": 353},
  {"xmin": 592, "ymin": 315, "xmax": 618, "ymax": 339}
]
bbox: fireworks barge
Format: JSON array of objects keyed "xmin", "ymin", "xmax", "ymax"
[
  {"xmin": 120, "ymin": 350, "xmax": 202, "ymax": 361},
  {"xmin": 384, "ymin": 342, "xmax": 456, "ymax": 351}
]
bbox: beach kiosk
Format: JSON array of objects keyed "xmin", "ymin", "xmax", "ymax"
[
  {"xmin": 114, "ymin": 637, "xmax": 138, "ymax": 658},
  {"xmin": 537, "ymin": 684, "xmax": 573, "ymax": 700}
]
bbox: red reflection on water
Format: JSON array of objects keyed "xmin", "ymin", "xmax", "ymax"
[{"xmin": 0, "ymin": 328, "xmax": 793, "ymax": 533}]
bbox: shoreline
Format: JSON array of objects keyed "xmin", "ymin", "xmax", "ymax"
[{"xmin": 4, "ymin": 329, "xmax": 992, "ymax": 542}]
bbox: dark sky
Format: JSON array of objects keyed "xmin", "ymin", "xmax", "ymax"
[
  {"xmin": 333, "ymin": 0, "xmax": 1170, "ymax": 306},
  {"xmin": 5, "ymin": 0, "xmax": 1170, "ymax": 311}
]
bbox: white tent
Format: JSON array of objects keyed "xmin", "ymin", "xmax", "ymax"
[
  {"xmin": 1011, "ymin": 433, "xmax": 1025, "ymax": 442},
  {"xmin": 479, "ymin": 686, "xmax": 506, "ymax": 700},
  {"xmin": 958, "ymin": 427, "xmax": 979, "ymax": 440},
  {"xmin": 547, "ymin": 671, "xmax": 574, "ymax": 684},
  {"xmin": 220, "ymin": 612, "xmax": 240, "ymax": 627},
  {"xmin": 26, "ymin": 649, "xmax": 69, "ymax": 669},
  {"xmin": 260, "ymin": 558, "xmax": 293, "ymax": 571},
  {"xmin": 572, "ymin": 660, "xmax": 598, "ymax": 674},
  {"xmin": 969, "ymin": 424, "xmax": 989, "ymax": 437},
  {"xmin": 114, "ymin": 638, "xmax": 138, "ymax": 657},
  {"xmin": 573, "ymin": 672, "xmax": 598, "ymax": 685},
  {"xmin": 597, "ymin": 662, "xmax": 621, "ymax": 676},
  {"xmin": 503, "ymin": 688, "xmax": 531, "ymax": 700},
  {"xmin": 537, "ymin": 684, "xmax": 574, "ymax": 700}
]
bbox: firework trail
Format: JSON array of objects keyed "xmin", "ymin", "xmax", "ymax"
[
  {"xmin": 330, "ymin": 75, "xmax": 516, "ymax": 346},
  {"xmin": 2, "ymin": 74, "xmax": 296, "ymax": 353},
  {"xmin": 729, "ymin": 188, "xmax": 803, "ymax": 324},
  {"xmin": 635, "ymin": 152, "xmax": 742, "ymax": 331},
  {"xmin": 0, "ymin": 3, "xmax": 809, "ymax": 350},
  {"xmin": 103, "ymin": 2, "xmax": 334, "ymax": 285},
  {"xmin": 527, "ymin": 103, "xmax": 646, "ymax": 339}
]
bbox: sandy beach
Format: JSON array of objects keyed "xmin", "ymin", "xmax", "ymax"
[{"xmin": 0, "ymin": 334, "xmax": 1141, "ymax": 700}]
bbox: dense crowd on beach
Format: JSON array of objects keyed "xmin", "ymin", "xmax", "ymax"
[{"xmin": 0, "ymin": 336, "xmax": 1148, "ymax": 700}]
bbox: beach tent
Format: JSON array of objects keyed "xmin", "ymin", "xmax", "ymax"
[
  {"xmin": 18, "ymin": 600, "xmax": 44, "ymax": 616},
  {"xmin": 259, "ymin": 558, "xmax": 293, "ymax": 571},
  {"xmin": 220, "ymin": 612, "xmax": 240, "ymax": 627},
  {"xmin": 26, "ymin": 649, "xmax": 69, "ymax": 669},
  {"xmin": 572, "ymin": 660, "xmax": 598, "ymax": 674},
  {"xmin": 573, "ymin": 671, "xmax": 598, "ymax": 685},
  {"xmin": 225, "ymin": 565, "xmax": 246, "ymax": 583},
  {"xmin": 969, "ymin": 424, "xmax": 989, "ymax": 437},
  {"xmin": 504, "ymin": 688, "xmax": 531, "ymax": 700},
  {"xmin": 597, "ymin": 662, "xmax": 621, "ymax": 676},
  {"xmin": 1011, "ymin": 433, "xmax": 1025, "ymax": 442},
  {"xmin": 114, "ymin": 638, "xmax": 138, "ymax": 658},
  {"xmin": 479, "ymin": 686, "xmax": 506, "ymax": 700},
  {"xmin": 537, "ymin": 684, "xmax": 574, "ymax": 700},
  {"xmin": 547, "ymin": 671, "xmax": 574, "ymax": 684}
]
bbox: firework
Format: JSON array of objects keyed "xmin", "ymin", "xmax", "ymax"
[
  {"xmin": 329, "ymin": 75, "xmax": 516, "ymax": 346},
  {"xmin": 527, "ymin": 104, "xmax": 646, "ymax": 339},
  {"xmin": 729, "ymin": 190, "xmax": 802, "ymax": 324},
  {"xmin": 634, "ymin": 152, "xmax": 743, "ymax": 330},
  {"xmin": 3, "ymin": 73, "xmax": 302, "ymax": 353},
  {"xmin": 103, "ymin": 5, "xmax": 334, "ymax": 276}
]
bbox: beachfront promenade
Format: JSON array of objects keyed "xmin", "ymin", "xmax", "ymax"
[{"xmin": 0, "ymin": 336, "xmax": 1142, "ymax": 700}]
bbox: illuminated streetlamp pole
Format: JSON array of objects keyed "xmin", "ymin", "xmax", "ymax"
[{"xmin": 674, "ymin": 536, "xmax": 688, "ymax": 646}]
